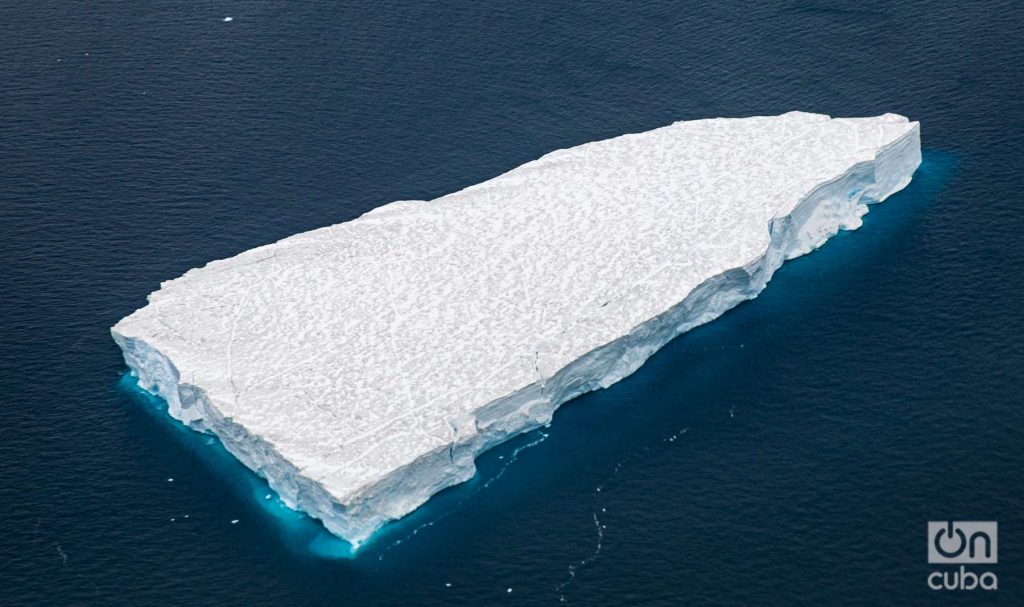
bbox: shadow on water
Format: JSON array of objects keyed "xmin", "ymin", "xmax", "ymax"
[{"xmin": 114, "ymin": 150, "xmax": 954, "ymax": 562}]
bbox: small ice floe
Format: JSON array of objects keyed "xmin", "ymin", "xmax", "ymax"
[
  {"xmin": 230, "ymin": 519, "xmax": 240, "ymax": 524},
  {"xmin": 507, "ymin": 587, "xmax": 513, "ymax": 593},
  {"xmin": 265, "ymin": 494, "xmax": 272, "ymax": 500},
  {"xmin": 167, "ymin": 478, "xmax": 174, "ymax": 482},
  {"xmin": 171, "ymin": 518, "xmax": 176, "ymax": 522},
  {"xmin": 223, "ymin": 16, "xmax": 233, "ymax": 22},
  {"xmin": 55, "ymin": 543, "xmax": 68, "ymax": 566},
  {"xmin": 445, "ymin": 583, "xmax": 451, "ymax": 588}
]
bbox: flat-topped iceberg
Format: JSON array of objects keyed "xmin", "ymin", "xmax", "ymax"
[{"xmin": 112, "ymin": 112, "xmax": 921, "ymax": 547}]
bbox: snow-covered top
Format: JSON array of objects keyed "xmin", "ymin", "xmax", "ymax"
[{"xmin": 113, "ymin": 112, "xmax": 918, "ymax": 505}]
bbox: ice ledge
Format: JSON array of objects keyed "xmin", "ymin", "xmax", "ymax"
[{"xmin": 112, "ymin": 113, "xmax": 921, "ymax": 548}]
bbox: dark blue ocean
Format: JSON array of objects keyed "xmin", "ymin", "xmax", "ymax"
[{"xmin": 2, "ymin": 1, "xmax": 1022, "ymax": 604}]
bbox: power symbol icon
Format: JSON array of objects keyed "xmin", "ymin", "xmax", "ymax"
[{"xmin": 934, "ymin": 521, "xmax": 967, "ymax": 558}]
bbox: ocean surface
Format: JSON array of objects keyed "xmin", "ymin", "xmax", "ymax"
[{"xmin": 2, "ymin": 1, "xmax": 1022, "ymax": 604}]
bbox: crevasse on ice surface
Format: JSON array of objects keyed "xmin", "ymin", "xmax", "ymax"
[{"xmin": 112, "ymin": 112, "xmax": 921, "ymax": 547}]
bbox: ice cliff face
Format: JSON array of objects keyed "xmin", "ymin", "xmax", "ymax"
[{"xmin": 112, "ymin": 112, "xmax": 921, "ymax": 547}]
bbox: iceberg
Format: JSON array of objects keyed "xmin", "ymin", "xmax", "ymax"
[{"xmin": 112, "ymin": 112, "xmax": 921, "ymax": 547}]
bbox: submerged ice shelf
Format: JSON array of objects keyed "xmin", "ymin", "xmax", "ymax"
[{"xmin": 112, "ymin": 112, "xmax": 921, "ymax": 547}]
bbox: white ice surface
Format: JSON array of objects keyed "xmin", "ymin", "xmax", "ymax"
[{"xmin": 112, "ymin": 112, "xmax": 921, "ymax": 546}]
